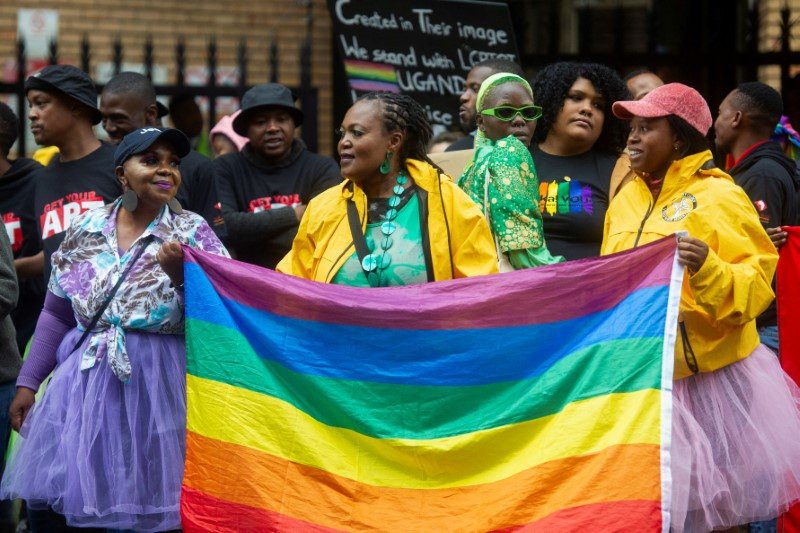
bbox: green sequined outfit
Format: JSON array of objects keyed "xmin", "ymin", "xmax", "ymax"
[{"xmin": 458, "ymin": 135, "xmax": 563, "ymax": 269}]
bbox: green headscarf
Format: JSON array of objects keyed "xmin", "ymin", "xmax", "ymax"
[{"xmin": 476, "ymin": 72, "xmax": 533, "ymax": 112}]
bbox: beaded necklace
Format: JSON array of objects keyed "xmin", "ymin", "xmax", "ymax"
[{"xmin": 360, "ymin": 172, "xmax": 409, "ymax": 287}]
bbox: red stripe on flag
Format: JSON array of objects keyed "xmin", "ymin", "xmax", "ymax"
[
  {"xmin": 491, "ymin": 499, "xmax": 662, "ymax": 532},
  {"xmin": 181, "ymin": 485, "xmax": 340, "ymax": 533},
  {"xmin": 778, "ymin": 228, "xmax": 800, "ymax": 533},
  {"xmin": 182, "ymin": 481, "xmax": 661, "ymax": 532}
]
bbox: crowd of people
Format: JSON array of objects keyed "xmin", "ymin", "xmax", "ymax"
[{"xmin": 0, "ymin": 56, "xmax": 797, "ymax": 533}]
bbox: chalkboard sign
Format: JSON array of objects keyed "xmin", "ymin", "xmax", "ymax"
[{"xmin": 328, "ymin": 0, "xmax": 520, "ymax": 131}]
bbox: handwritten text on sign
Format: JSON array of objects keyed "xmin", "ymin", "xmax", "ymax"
[{"xmin": 329, "ymin": 0, "xmax": 519, "ymax": 128}]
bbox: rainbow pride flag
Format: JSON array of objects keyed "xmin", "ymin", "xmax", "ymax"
[
  {"xmin": 180, "ymin": 236, "xmax": 683, "ymax": 532},
  {"xmin": 344, "ymin": 59, "xmax": 400, "ymax": 93}
]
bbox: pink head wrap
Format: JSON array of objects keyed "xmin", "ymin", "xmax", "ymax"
[{"xmin": 209, "ymin": 110, "xmax": 249, "ymax": 152}]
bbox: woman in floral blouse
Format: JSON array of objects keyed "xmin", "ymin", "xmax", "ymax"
[
  {"xmin": 458, "ymin": 72, "xmax": 563, "ymax": 271},
  {"xmin": 1, "ymin": 127, "xmax": 228, "ymax": 532}
]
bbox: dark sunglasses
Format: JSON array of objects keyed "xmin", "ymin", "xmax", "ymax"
[{"xmin": 480, "ymin": 105, "xmax": 543, "ymax": 122}]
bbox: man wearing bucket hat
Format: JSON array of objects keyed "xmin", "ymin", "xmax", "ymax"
[
  {"xmin": 99, "ymin": 72, "xmax": 226, "ymax": 239},
  {"xmin": 26, "ymin": 64, "xmax": 122, "ymax": 281},
  {"xmin": 214, "ymin": 82, "xmax": 340, "ymax": 268}
]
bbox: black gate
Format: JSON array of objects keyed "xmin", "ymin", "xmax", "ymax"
[
  {"xmin": 1, "ymin": 21, "xmax": 318, "ymax": 156},
  {"xmin": 520, "ymin": 1, "xmax": 800, "ymax": 116}
]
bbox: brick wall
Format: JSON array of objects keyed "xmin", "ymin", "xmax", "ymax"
[{"xmin": 0, "ymin": 0, "xmax": 336, "ymax": 156}]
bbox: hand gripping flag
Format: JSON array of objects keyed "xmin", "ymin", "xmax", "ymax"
[{"xmin": 180, "ymin": 236, "xmax": 684, "ymax": 532}]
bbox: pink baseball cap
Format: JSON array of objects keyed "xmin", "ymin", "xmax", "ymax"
[
  {"xmin": 210, "ymin": 111, "xmax": 249, "ymax": 152},
  {"xmin": 612, "ymin": 83, "xmax": 712, "ymax": 135}
]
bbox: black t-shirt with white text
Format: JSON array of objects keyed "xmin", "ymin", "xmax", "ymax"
[
  {"xmin": 34, "ymin": 143, "xmax": 122, "ymax": 280},
  {"xmin": 0, "ymin": 158, "xmax": 46, "ymax": 352}
]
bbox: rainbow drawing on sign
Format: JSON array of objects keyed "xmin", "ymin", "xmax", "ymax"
[{"xmin": 344, "ymin": 60, "xmax": 400, "ymax": 93}]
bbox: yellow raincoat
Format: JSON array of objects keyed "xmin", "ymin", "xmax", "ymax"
[
  {"xmin": 277, "ymin": 159, "xmax": 498, "ymax": 282},
  {"xmin": 602, "ymin": 151, "xmax": 778, "ymax": 379}
]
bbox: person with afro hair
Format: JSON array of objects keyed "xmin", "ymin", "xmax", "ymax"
[{"xmin": 529, "ymin": 62, "xmax": 631, "ymax": 260}]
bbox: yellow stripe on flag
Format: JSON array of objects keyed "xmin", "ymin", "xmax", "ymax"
[{"xmin": 186, "ymin": 374, "xmax": 661, "ymax": 489}]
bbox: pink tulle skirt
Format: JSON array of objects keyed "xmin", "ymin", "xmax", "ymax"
[{"xmin": 671, "ymin": 344, "xmax": 800, "ymax": 532}]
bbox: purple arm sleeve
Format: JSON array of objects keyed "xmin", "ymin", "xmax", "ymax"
[{"xmin": 16, "ymin": 291, "xmax": 76, "ymax": 392}]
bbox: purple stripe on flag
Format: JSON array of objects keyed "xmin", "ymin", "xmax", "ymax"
[
  {"xmin": 348, "ymin": 79, "xmax": 401, "ymax": 93},
  {"xmin": 183, "ymin": 236, "xmax": 677, "ymax": 330}
]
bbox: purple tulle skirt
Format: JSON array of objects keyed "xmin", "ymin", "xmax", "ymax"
[
  {"xmin": 671, "ymin": 344, "xmax": 800, "ymax": 532},
  {"xmin": 0, "ymin": 328, "xmax": 186, "ymax": 532}
]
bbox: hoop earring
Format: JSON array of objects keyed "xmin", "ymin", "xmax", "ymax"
[
  {"xmin": 379, "ymin": 151, "xmax": 393, "ymax": 175},
  {"xmin": 121, "ymin": 189, "xmax": 139, "ymax": 212}
]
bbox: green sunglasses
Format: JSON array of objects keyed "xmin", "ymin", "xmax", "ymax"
[{"xmin": 480, "ymin": 105, "xmax": 543, "ymax": 121}]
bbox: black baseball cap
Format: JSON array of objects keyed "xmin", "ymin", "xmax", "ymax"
[
  {"xmin": 24, "ymin": 64, "xmax": 103, "ymax": 125},
  {"xmin": 232, "ymin": 83, "xmax": 303, "ymax": 135},
  {"xmin": 114, "ymin": 127, "xmax": 190, "ymax": 167}
]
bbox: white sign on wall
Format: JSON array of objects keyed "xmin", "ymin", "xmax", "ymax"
[{"xmin": 17, "ymin": 9, "xmax": 59, "ymax": 59}]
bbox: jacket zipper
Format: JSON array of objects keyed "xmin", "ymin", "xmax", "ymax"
[
  {"xmin": 633, "ymin": 197, "xmax": 699, "ymax": 373},
  {"xmin": 633, "ymin": 199, "xmax": 654, "ymax": 248}
]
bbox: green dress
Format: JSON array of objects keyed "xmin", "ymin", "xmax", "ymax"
[
  {"xmin": 332, "ymin": 191, "xmax": 428, "ymax": 287},
  {"xmin": 458, "ymin": 135, "xmax": 563, "ymax": 269}
]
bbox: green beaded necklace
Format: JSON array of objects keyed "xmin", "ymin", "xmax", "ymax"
[{"xmin": 360, "ymin": 172, "xmax": 409, "ymax": 287}]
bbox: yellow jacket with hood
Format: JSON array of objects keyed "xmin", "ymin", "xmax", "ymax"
[
  {"xmin": 277, "ymin": 158, "xmax": 499, "ymax": 282},
  {"xmin": 601, "ymin": 151, "xmax": 778, "ymax": 379}
]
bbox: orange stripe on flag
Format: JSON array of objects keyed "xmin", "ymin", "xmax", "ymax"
[{"xmin": 182, "ymin": 431, "xmax": 661, "ymax": 531}]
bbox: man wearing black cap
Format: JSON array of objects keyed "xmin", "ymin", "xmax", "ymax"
[
  {"xmin": 26, "ymin": 64, "xmax": 122, "ymax": 281},
  {"xmin": 214, "ymin": 82, "xmax": 340, "ymax": 268},
  {"xmin": 99, "ymin": 72, "xmax": 226, "ymax": 238}
]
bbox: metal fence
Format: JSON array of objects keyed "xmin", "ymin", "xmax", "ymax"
[
  {"xmin": 0, "ymin": 11, "xmax": 318, "ymax": 156},
  {"xmin": 521, "ymin": 2, "xmax": 800, "ymax": 115}
]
